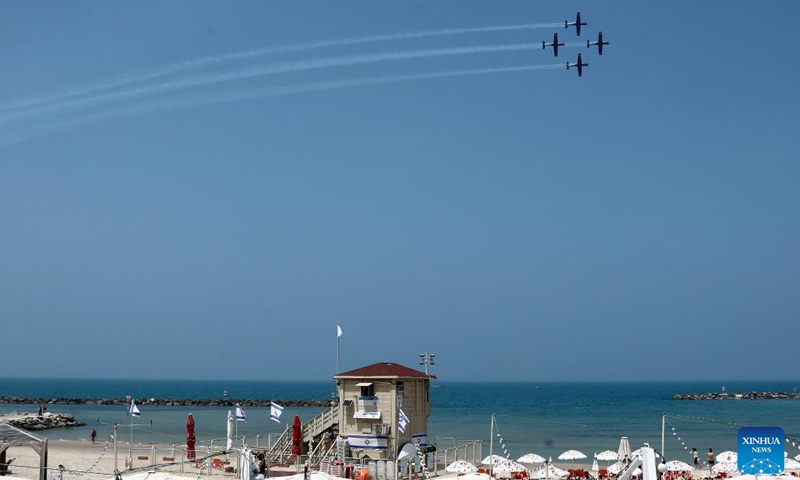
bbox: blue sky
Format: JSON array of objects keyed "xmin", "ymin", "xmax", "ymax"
[{"xmin": 1, "ymin": 2, "xmax": 798, "ymax": 382}]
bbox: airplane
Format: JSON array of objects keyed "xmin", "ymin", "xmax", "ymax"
[
  {"xmin": 566, "ymin": 53, "xmax": 589, "ymax": 77},
  {"xmin": 542, "ymin": 32, "xmax": 565, "ymax": 56},
  {"xmin": 565, "ymin": 12, "xmax": 587, "ymax": 36},
  {"xmin": 587, "ymin": 31, "xmax": 610, "ymax": 55}
]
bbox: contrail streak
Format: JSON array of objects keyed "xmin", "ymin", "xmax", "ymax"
[
  {"xmin": 0, "ymin": 64, "xmax": 561, "ymax": 148},
  {"xmin": 0, "ymin": 22, "xmax": 561, "ymax": 115},
  {"xmin": 0, "ymin": 43, "xmax": 542, "ymax": 124}
]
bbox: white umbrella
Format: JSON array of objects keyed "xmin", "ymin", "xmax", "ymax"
[
  {"xmin": 518, "ymin": 453, "xmax": 547, "ymax": 464},
  {"xmin": 715, "ymin": 451, "xmax": 737, "ymax": 463},
  {"xmin": 618, "ymin": 437, "xmax": 632, "ymax": 465},
  {"xmin": 459, "ymin": 474, "xmax": 493, "ymax": 480},
  {"xmin": 559, "ymin": 450, "xmax": 587, "ymax": 461},
  {"xmin": 226, "ymin": 410, "xmax": 234, "ymax": 450},
  {"xmin": 712, "ymin": 461, "xmax": 739, "ymax": 475},
  {"xmin": 530, "ymin": 465, "xmax": 570, "ymax": 479},
  {"xmin": 494, "ymin": 461, "xmax": 528, "ymax": 474},
  {"xmin": 446, "ymin": 461, "xmax": 479, "ymax": 474},
  {"xmin": 632, "ymin": 468, "xmax": 643, "ymax": 477},
  {"xmin": 239, "ymin": 448, "xmax": 255, "ymax": 480},
  {"xmin": 592, "ymin": 458, "xmax": 599, "ymax": 474},
  {"xmin": 607, "ymin": 463, "xmax": 623, "ymax": 475},
  {"xmin": 784, "ymin": 458, "xmax": 800, "ymax": 470},
  {"xmin": 664, "ymin": 460, "xmax": 694, "ymax": 472},
  {"xmin": 596, "ymin": 451, "xmax": 618, "ymax": 462},
  {"xmin": 483, "ymin": 455, "xmax": 510, "ymax": 465}
]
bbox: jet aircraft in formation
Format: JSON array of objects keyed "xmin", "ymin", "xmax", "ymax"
[
  {"xmin": 542, "ymin": 32, "xmax": 565, "ymax": 57},
  {"xmin": 566, "ymin": 53, "xmax": 588, "ymax": 77},
  {"xmin": 565, "ymin": 12, "xmax": 587, "ymax": 36},
  {"xmin": 587, "ymin": 31, "xmax": 609, "ymax": 55},
  {"xmin": 542, "ymin": 12, "xmax": 610, "ymax": 77}
]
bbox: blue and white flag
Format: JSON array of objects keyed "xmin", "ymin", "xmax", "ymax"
[
  {"xmin": 398, "ymin": 408, "xmax": 410, "ymax": 434},
  {"xmin": 129, "ymin": 400, "xmax": 141, "ymax": 417},
  {"xmin": 270, "ymin": 402, "xmax": 284, "ymax": 423},
  {"xmin": 235, "ymin": 404, "xmax": 246, "ymax": 422}
]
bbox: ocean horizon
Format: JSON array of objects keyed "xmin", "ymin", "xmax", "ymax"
[{"xmin": 3, "ymin": 379, "xmax": 800, "ymax": 467}]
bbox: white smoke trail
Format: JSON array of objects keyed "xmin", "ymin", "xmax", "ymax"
[
  {"xmin": 0, "ymin": 43, "xmax": 541, "ymax": 125},
  {"xmin": 0, "ymin": 22, "xmax": 561, "ymax": 115},
  {"xmin": 0, "ymin": 64, "xmax": 561, "ymax": 148}
]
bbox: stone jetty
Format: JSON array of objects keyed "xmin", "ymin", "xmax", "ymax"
[
  {"xmin": 0, "ymin": 397, "xmax": 330, "ymax": 407},
  {"xmin": 0, "ymin": 412, "xmax": 84, "ymax": 430},
  {"xmin": 673, "ymin": 391, "xmax": 800, "ymax": 400}
]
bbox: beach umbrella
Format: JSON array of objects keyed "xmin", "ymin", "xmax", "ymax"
[
  {"xmin": 458, "ymin": 474, "xmax": 492, "ymax": 480},
  {"xmin": 239, "ymin": 449, "xmax": 255, "ymax": 480},
  {"xmin": 607, "ymin": 463, "xmax": 623, "ymax": 475},
  {"xmin": 715, "ymin": 451, "xmax": 737, "ymax": 463},
  {"xmin": 446, "ymin": 461, "xmax": 478, "ymax": 474},
  {"xmin": 518, "ymin": 453, "xmax": 547, "ymax": 464},
  {"xmin": 664, "ymin": 460, "xmax": 694, "ymax": 472},
  {"xmin": 618, "ymin": 437, "xmax": 632, "ymax": 466},
  {"xmin": 494, "ymin": 461, "xmax": 528, "ymax": 474},
  {"xmin": 186, "ymin": 413, "xmax": 196, "ymax": 461},
  {"xmin": 291, "ymin": 415, "xmax": 302, "ymax": 457},
  {"xmin": 632, "ymin": 468, "xmax": 643, "ymax": 478},
  {"xmin": 558, "ymin": 450, "xmax": 587, "ymax": 469},
  {"xmin": 226, "ymin": 410, "xmax": 234, "ymax": 450},
  {"xmin": 592, "ymin": 458, "xmax": 599, "ymax": 474},
  {"xmin": 784, "ymin": 458, "xmax": 800, "ymax": 470},
  {"xmin": 712, "ymin": 461, "xmax": 739, "ymax": 475},
  {"xmin": 482, "ymin": 455, "xmax": 510, "ymax": 465},
  {"xmin": 530, "ymin": 465, "xmax": 569, "ymax": 479},
  {"xmin": 558, "ymin": 450, "xmax": 587, "ymax": 461},
  {"xmin": 596, "ymin": 451, "xmax": 618, "ymax": 462}
]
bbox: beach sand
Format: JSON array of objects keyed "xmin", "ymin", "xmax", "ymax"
[{"xmin": 0, "ymin": 439, "xmax": 302, "ymax": 480}]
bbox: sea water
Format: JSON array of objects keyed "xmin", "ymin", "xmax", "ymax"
[{"xmin": 2, "ymin": 379, "xmax": 800, "ymax": 466}]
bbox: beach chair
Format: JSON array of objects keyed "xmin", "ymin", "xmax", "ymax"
[
  {"xmin": 212, "ymin": 458, "xmax": 224, "ymax": 470},
  {"xmin": 598, "ymin": 469, "xmax": 607, "ymax": 479}
]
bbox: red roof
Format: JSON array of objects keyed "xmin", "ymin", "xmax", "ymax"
[{"xmin": 335, "ymin": 362, "xmax": 433, "ymax": 379}]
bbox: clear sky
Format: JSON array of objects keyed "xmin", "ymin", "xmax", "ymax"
[{"xmin": 1, "ymin": 1, "xmax": 799, "ymax": 383}]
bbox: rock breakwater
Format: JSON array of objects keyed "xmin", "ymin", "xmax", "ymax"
[
  {"xmin": 673, "ymin": 391, "xmax": 800, "ymax": 400},
  {"xmin": 0, "ymin": 397, "xmax": 330, "ymax": 407},
  {"xmin": 0, "ymin": 412, "xmax": 84, "ymax": 430}
]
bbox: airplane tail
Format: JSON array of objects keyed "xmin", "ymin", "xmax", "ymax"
[
  {"xmin": 566, "ymin": 62, "xmax": 570, "ymax": 70},
  {"xmin": 564, "ymin": 21, "xmax": 568, "ymax": 28},
  {"xmin": 587, "ymin": 40, "xmax": 591, "ymax": 48},
  {"xmin": 542, "ymin": 41, "xmax": 546, "ymax": 49}
]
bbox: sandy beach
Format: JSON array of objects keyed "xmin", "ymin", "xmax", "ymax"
[{"xmin": 1, "ymin": 439, "xmax": 301, "ymax": 480}]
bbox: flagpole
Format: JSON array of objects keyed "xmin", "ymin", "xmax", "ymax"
[{"xmin": 336, "ymin": 322, "xmax": 341, "ymax": 374}]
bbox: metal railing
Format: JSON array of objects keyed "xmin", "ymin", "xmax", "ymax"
[{"xmin": 303, "ymin": 403, "xmax": 339, "ymax": 442}]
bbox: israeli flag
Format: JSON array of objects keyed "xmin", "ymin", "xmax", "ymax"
[
  {"xmin": 235, "ymin": 404, "xmax": 246, "ymax": 421},
  {"xmin": 398, "ymin": 408, "xmax": 410, "ymax": 434},
  {"xmin": 270, "ymin": 402, "xmax": 284, "ymax": 423},
  {"xmin": 129, "ymin": 400, "xmax": 141, "ymax": 417}
]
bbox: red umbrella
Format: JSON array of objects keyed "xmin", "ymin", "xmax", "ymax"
[
  {"xmin": 186, "ymin": 413, "xmax": 196, "ymax": 460},
  {"xmin": 291, "ymin": 415, "xmax": 302, "ymax": 457}
]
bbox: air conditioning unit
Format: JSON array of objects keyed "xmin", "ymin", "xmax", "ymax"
[{"xmin": 373, "ymin": 424, "xmax": 391, "ymax": 436}]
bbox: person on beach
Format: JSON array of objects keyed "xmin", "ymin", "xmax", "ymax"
[
  {"xmin": 707, "ymin": 448, "xmax": 715, "ymax": 467},
  {"xmin": 90, "ymin": 428, "xmax": 97, "ymax": 444},
  {"xmin": 37, "ymin": 405, "xmax": 43, "ymax": 417},
  {"xmin": 692, "ymin": 448, "xmax": 699, "ymax": 467}
]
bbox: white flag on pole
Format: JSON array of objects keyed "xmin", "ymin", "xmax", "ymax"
[
  {"xmin": 129, "ymin": 400, "xmax": 141, "ymax": 417},
  {"xmin": 270, "ymin": 402, "xmax": 284, "ymax": 423},
  {"xmin": 398, "ymin": 408, "xmax": 410, "ymax": 434},
  {"xmin": 235, "ymin": 404, "xmax": 246, "ymax": 422},
  {"xmin": 337, "ymin": 323, "xmax": 343, "ymax": 338}
]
